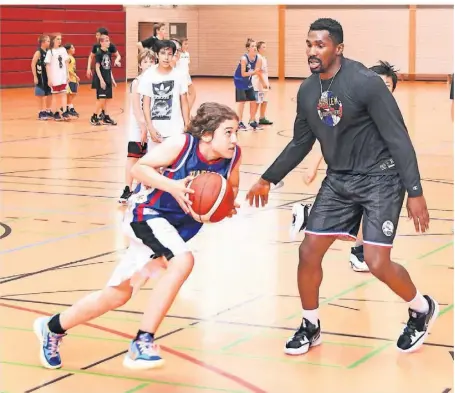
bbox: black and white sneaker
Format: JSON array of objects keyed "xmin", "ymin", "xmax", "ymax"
[
  {"xmin": 119, "ymin": 186, "xmax": 133, "ymax": 204},
  {"xmin": 284, "ymin": 318, "xmax": 322, "ymax": 355},
  {"xmin": 350, "ymin": 245, "xmax": 369, "ymax": 272},
  {"xmin": 289, "ymin": 203, "xmax": 312, "ymax": 240},
  {"xmin": 397, "ymin": 295, "xmax": 439, "ymax": 353}
]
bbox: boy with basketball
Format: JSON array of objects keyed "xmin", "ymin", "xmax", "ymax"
[
  {"xmin": 119, "ymin": 49, "xmax": 155, "ymax": 204},
  {"xmin": 292, "ymin": 60, "xmax": 400, "ymax": 273},
  {"xmin": 33, "ymin": 102, "xmax": 241, "ymax": 370}
]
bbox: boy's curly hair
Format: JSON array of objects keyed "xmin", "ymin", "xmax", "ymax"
[{"xmin": 186, "ymin": 103, "xmax": 239, "ymax": 138}]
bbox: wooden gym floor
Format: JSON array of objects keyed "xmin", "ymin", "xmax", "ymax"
[{"xmin": 0, "ymin": 78, "xmax": 453, "ymax": 393}]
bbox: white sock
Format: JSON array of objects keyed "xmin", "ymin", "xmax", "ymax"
[
  {"xmin": 302, "ymin": 308, "xmax": 319, "ymax": 326},
  {"xmin": 409, "ymin": 291, "xmax": 429, "ymax": 314},
  {"xmin": 68, "ymin": 104, "xmax": 74, "ymax": 109}
]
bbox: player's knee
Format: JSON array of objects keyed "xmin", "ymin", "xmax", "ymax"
[
  {"xmin": 298, "ymin": 239, "xmax": 321, "ymax": 267},
  {"xmin": 171, "ymin": 252, "xmax": 195, "ymax": 278},
  {"xmin": 364, "ymin": 250, "xmax": 390, "ymax": 280},
  {"xmin": 106, "ymin": 286, "xmax": 133, "ymax": 309}
]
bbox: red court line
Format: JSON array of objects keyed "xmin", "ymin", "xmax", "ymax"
[{"xmin": 0, "ymin": 302, "xmax": 267, "ymax": 393}]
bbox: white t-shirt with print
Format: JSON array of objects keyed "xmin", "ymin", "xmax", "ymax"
[
  {"xmin": 44, "ymin": 47, "xmax": 68, "ymax": 86},
  {"xmin": 137, "ymin": 66, "xmax": 188, "ymax": 138},
  {"xmin": 252, "ymin": 54, "xmax": 270, "ymax": 92}
]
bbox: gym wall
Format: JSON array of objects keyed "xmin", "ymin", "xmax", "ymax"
[{"xmin": 0, "ymin": 4, "xmax": 126, "ymax": 88}]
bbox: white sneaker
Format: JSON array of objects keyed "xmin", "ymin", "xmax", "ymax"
[
  {"xmin": 349, "ymin": 245, "xmax": 370, "ymax": 272},
  {"xmin": 289, "ymin": 203, "xmax": 312, "ymax": 240}
]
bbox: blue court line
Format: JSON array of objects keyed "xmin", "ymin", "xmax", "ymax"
[{"xmin": 0, "ymin": 225, "xmax": 114, "ymax": 255}]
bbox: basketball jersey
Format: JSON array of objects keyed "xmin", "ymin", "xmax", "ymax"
[
  {"xmin": 36, "ymin": 48, "xmax": 48, "ymax": 88},
  {"xmin": 234, "ymin": 54, "xmax": 258, "ymax": 90},
  {"xmin": 128, "ymin": 76, "xmax": 145, "ymax": 142},
  {"xmin": 131, "ymin": 134, "xmax": 241, "ymax": 228}
]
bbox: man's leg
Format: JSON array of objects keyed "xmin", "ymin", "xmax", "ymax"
[
  {"xmin": 361, "ymin": 174, "xmax": 439, "ymax": 352},
  {"xmin": 285, "ymin": 174, "xmax": 362, "ymax": 355}
]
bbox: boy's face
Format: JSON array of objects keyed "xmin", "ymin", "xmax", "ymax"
[
  {"xmin": 100, "ymin": 35, "xmax": 110, "ymax": 49},
  {"xmin": 42, "ymin": 37, "xmax": 50, "ymax": 49},
  {"xmin": 157, "ymin": 48, "xmax": 174, "ymax": 68},
  {"xmin": 379, "ymin": 74, "xmax": 394, "ymax": 93},
  {"xmin": 205, "ymin": 119, "xmax": 239, "ymax": 159},
  {"xmin": 69, "ymin": 45, "xmax": 75, "ymax": 55},
  {"xmin": 95, "ymin": 32, "xmax": 101, "ymax": 41},
  {"xmin": 182, "ymin": 40, "xmax": 189, "ymax": 51},
  {"xmin": 140, "ymin": 57, "xmax": 154, "ymax": 72},
  {"xmin": 54, "ymin": 35, "xmax": 62, "ymax": 48}
]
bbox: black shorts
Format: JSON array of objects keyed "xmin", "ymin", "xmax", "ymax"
[
  {"xmin": 306, "ymin": 172, "xmax": 406, "ymax": 246},
  {"xmin": 235, "ymin": 87, "xmax": 255, "ymax": 102},
  {"xmin": 91, "ymin": 73, "xmax": 98, "ymax": 89},
  {"xmin": 96, "ymin": 85, "xmax": 113, "ymax": 99},
  {"xmin": 127, "ymin": 141, "xmax": 148, "ymax": 158}
]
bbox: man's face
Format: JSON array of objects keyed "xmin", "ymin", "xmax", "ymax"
[{"xmin": 306, "ymin": 29, "xmax": 339, "ymax": 74}]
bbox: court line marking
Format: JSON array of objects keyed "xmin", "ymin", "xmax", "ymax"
[
  {"xmin": 0, "ymin": 225, "xmax": 114, "ymax": 256},
  {"xmin": 346, "ymin": 343, "xmax": 393, "ymax": 369},
  {"xmin": 0, "ymin": 303, "xmax": 268, "ymax": 393},
  {"xmin": 0, "ymin": 361, "xmax": 247, "ymax": 393}
]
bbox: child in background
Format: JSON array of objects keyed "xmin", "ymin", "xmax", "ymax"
[
  {"xmin": 31, "ymin": 34, "xmax": 52, "ymax": 120},
  {"xmin": 64, "ymin": 43, "xmax": 80, "ymax": 118}
]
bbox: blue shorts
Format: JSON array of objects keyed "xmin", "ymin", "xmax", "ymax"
[
  {"xmin": 68, "ymin": 82, "xmax": 78, "ymax": 94},
  {"xmin": 35, "ymin": 85, "xmax": 51, "ymax": 97}
]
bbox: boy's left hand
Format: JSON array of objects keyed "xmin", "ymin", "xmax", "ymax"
[
  {"xmin": 112, "ymin": 80, "xmax": 117, "ymax": 88},
  {"xmin": 227, "ymin": 202, "xmax": 240, "ymax": 218}
]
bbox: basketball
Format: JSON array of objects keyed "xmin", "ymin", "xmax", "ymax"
[{"xmin": 188, "ymin": 172, "xmax": 235, "ymax": 223}]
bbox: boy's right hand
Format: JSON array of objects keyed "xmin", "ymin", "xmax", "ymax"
[
  {"xmin": 100, "ymin": 81, "xmax": 106, "ymax": 90},
  {"xmin": 34, "ymin": 76, "xmax": 38, "ymax": 85},
  {"xmin": 170, "ymin": 176, "xmax": 195, "ymax": 214},
  {"xmin": 86, "ymin": 69, "xmax": 92, "ymax": 79},
  {"xmin": 149, "ymin": 129, "xmax": 163, "ymax": 143}
]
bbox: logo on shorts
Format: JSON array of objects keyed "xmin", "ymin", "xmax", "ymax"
[
  {"xmin": 382, "ymin": 220, "xmax": 394, "ymax": 237},
  {"xmin": 317, "ymin": 91, "xmax": 343, "ymax": 127}
]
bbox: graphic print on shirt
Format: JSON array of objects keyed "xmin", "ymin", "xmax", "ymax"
[
  {"xmin": 317, "ymin": 91, "xmax": 343, "ymax": 127},
  {"xmin": 58, "ymin": 55, "xmax": 63, "ymax": 69},
  {"xmin": 151, "ymin": 80, "xmax": 174, "ymax": 120},
  {"xmin": 101, "ymin": 54, "xmax": 111, "ymax": 70}
]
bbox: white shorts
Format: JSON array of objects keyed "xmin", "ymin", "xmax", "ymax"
[
  {"xmin": 106, "ymin": 209, "xmax": 190, "ymax": 288},
  {"xmin": 187, "ymin": 74, "xmax": 193, "ymax": 86},
  {"xmin": 254, "ymin": 90, "xmax": 268, "ymax": 104}
]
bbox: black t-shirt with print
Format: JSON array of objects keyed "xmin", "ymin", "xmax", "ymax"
[
  {"xmin": 91, "ymin": 42, "xmax": 117, "ymax": 55},
  {"xmin": 36, "ymin": 48, "xmax": 48, "ymax": 88},
  {"xmin": 95, "ymin": 49, "xmax": 112, "ymax": 85},
  {"xmin": 262, "ymin": 57, "xmax": 423, "ymax": 198}
]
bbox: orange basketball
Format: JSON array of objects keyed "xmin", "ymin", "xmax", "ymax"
[{"xmin": 188, "ymin": 172, "xmax": 235, "ymax": 223}]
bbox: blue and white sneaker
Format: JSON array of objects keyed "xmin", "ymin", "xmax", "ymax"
[
  {"xmin": 289, "ymin": 203, "xmax": 312, "ymax": 240},
  {"xmin": 33, "ymin": 317, "xmax": 65, "ymax": 369},
  {"xmin": 123, "ymin": 332, "xmax": 164, "ymax": 370}
]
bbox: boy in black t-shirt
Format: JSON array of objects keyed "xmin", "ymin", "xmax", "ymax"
[
  {"xmin": 31, "ymin": 34, "xmax": 52, "ymax": 120},
  {"xmin": 91, "ymin": 35, "xmax": 117, "ymax": 125}
]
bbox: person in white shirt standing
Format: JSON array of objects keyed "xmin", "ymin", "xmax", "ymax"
[
  {"xmin": 178, "ymin": 38, "xmax": 196, "ymax": 111},
  {"xmin": 252, "ymin": 41, "xmax": 273, "ymax": 126},
  {"xmin": 45, "ymin": 33, "xmax": 70, "ymax": 121},
  {"xmin": 118, "ymin": 49, "xmax": 155, "ymax": 204},
  {"xmin": 138, "ymin": 40, "xmax": 190, "ymax": 145}
]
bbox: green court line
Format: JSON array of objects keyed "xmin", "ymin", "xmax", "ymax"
[
  {"xmin": 222, "ymin": 334, "xmax": 256, "ymax": 351},
  {"xmin": 346, "ymin": 342, "xmax": 392, "ymax": 369},
  {"xmin": 417, "ymin": 241, "xmax": 453, "ymax": 260},
  {"xmin": 173, "ymin": 346, "xmax": 342, "ymax": 369},
  {"xmin": 124, "ymin": 383, "xmax": 150, "ymax": 393},
  {"xmin": 284, "ymin": 240, "xmax": 454, "ymax": 321},
  {"xmin": 0, "ymin": 361, "xmax": 247, "ymax": 393},
  {"xmin": 439, "ymin": 304, "xmax": 454, "ymax": 317},
  {"xmin": 0, "ymin": 325, "xmax": 130, "ymax": 343}
]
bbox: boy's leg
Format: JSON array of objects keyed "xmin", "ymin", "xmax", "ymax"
[
  {"xmin": 350, "ymin": 220, "xmax": 369, "ymax": 272},
  {"xmin": 123, "ymin": 218, "xmax": 199, "ymax": 370},
  {"xmin": 101, "ymin": 86, "xmax": 117, "ymax": 125},
  {"xmin": 120, "ymin": 142, "xmax": 147, "ymax": 204},
  {"xmin": 33, "ymin": 227, "xmax": 154, "ymax": 369}
]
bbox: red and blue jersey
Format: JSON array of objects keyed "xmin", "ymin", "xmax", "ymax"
[{"xmin": 132, "ymin": 134, "xmax": 241, "ymax": 230}]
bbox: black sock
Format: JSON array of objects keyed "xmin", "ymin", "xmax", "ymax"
[
  {"xmin": 136, "ymin": 329, "xmax": 154, "ymax": 341},
  {"xmin": 47, "ymin": 314, "xmax": 66, "ymax": 334}
]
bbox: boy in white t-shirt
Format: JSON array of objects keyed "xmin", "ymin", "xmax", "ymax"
[
  {"xmin": 178, "ymin": 38, "xmax": 196, "ymax": 111},
  {"xmin": 252, "ymin": 41, "xmax": 273, "ymax": 126},
  {"xmin": 119, "ymin": 49, "xmax": 155, "ymax": 204},
  {"xmin": 138, "ymin": 40, "xmax": 189, "ymax": 144},
  {"xmin": 45, "ymin": 33, "xmax": 70, "ymax": 121}
]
